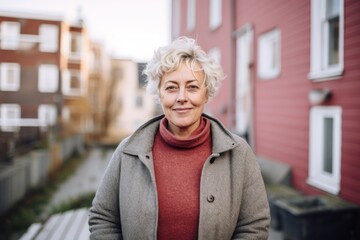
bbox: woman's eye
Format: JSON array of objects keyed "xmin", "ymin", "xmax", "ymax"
[
  {"xmin": 165, "ymin": 86, "xmax": 178, "ymax": 91},
  {"xmin": 187, "ymin": 85, "xmax": 199, "ymax": 90}
]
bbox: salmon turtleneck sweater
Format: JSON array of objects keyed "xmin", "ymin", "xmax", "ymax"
[{"xmin": 153, "ymin": 116, "xmax": 212, "ymax": 240}]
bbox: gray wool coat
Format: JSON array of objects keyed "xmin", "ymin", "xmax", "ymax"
[{"xmin": 89, "ymin": 114, "xmax": 270, "ymax": 240}]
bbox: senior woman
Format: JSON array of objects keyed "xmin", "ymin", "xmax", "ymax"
[{"xmin": 89, "ymin": 36, "xmax": 270, "ymax": 239}]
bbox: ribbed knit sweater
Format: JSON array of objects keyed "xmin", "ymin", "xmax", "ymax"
[{"xmin": 153, "ymin": 117, "xmax": 212, "ymax": 240}]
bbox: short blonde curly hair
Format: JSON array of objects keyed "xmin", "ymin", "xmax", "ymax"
[{"xmin": 143, "ymin": 36, "xmax": 224, "ymax": 100}]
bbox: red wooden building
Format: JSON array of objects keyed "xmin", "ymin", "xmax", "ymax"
[{"xmin": 171, "ymin": 0, "xmax": 360, "ymax": 205}]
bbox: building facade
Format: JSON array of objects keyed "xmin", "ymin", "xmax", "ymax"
[
  {"xmin": 0, "ymin": 10, "xmax": 90, "ymax": 161},
  {"xmin": 101, "ymin": 59, "xmax": 156, "ymax": 145},
  {"xmin": 171, "ymin": 0, "xmax": 360, "ymax": 205}
]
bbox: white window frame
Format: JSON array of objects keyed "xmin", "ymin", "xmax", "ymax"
[
  {"xmin": 0, "ymin": 63, "xmax": 20, "ymax": 91},
  {"xmin": 38, "ymin": 64, "xmax": 59, "ymax": 92},
  {"xmin": 69, "ymin": 32, "xmax": 82, "ymax": 60},
  {"xmin": 308, "ymin": 106, "xmax": 342, "ymax": 194},
  {"xmin": 209, "ymin": 0, "xmax": 222, "ymax": 30},
  {"xmin": 39, "ymin": 24, "xmax": 59, "ymax": 52},
  {"xmin": 309, "ymin": 0, "xmax": 344, "ymax": 81},
  {"xmin": 172, "ymin": 0, "xmax": 181, "ymax": 39},
  {"xmin": 62, "ymin": 69, "xmax": 83, "ymax": 96},
  {"xmin": 0, "ymin": 21, "xmax": 20, "ymax": 50},
  {"xmin": 257, "ymin": 28, "xmax": 281, "ymax": 80},
  {"xmin": 38, "ymin": 104, "xmax": 57, "ymax": 129},
  {"xmin": 0, "ymin": 104, "xmax": 20, "ymax": 132},
  {"xmin": 187, "ymin": 0, "xmax": 196, "ymax": 32}
]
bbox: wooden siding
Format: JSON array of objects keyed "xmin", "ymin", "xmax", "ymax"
[
  {"xmin": 174, "ymin": 0, "xmax": 233, "ymax": 127},
  {"xmin": 236, "ymin": 0, "xmax": 360, "ymax": 205},
  {"xmin": 339, "ymin": 0, "xmax": 360, "ymax": 205},
  {"xmin": 236, "ymin": 0, "xmax": 311, "ymax": 196},
  {"xmin": 172, "ymin": 0, "xmax": 360, "ymax": 205}
]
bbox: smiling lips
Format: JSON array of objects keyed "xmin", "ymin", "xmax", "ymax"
[{"xmin": 173, "ymin": 108, "xmax": 192, "ymax": 113}]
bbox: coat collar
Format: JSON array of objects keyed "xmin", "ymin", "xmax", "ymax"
[{"xmin": 122, "ymin": 114, "xmax": 238, "ymax": 156}]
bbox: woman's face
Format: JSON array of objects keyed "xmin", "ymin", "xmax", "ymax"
[{"xmin": 159, "ymin": 61, "xmax": 208, "ymax": 138}]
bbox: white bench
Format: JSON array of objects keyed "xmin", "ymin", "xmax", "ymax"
[{"xmin": 19, "ymin": 208, "xmax": 90, "ymax": 240}]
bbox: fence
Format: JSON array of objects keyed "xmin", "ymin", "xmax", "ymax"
[{"xmin": 0, "ymin": 134, "xmax": 84, "ymax": 216}]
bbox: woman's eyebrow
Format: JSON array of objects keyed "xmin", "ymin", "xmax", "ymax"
[{"xmin": 164, "ymin": 79, "xmax": 198, "ymax": 84}]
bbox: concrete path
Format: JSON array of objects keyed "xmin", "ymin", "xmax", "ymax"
[{"xmin": 47, "ymin": 148, "xmax": 113, "ymax": 211}]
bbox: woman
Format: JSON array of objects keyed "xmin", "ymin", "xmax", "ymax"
[{"xmin": 89, "ymin": 36, "xmax": 270, "ymax": 239}]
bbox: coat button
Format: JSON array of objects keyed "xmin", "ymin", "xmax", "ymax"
[{"xmin": 207, "ymin": 195, "xmax": 215, "ymax": 203}]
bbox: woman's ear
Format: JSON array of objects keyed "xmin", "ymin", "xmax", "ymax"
[{"xmin": 205, "ymin": 92, "xmax": 209, "ymax": 103}]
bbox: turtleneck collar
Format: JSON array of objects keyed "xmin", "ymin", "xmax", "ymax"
[{"xmin": 159, "ymin": 117, "xmax": 211, "ymax": 149}]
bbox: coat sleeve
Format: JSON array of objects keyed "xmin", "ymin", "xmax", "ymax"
[
  {"xmin": 88, "ymin": 145, "xmax": 123, "ymax": 240},
  {"xmin": 232, "ymin": 143, "xmax": 271, "ymax": 240}
]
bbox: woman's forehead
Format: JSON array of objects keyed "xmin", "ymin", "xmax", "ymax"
[{"xmin": 162, "ymin": 62, "xmax": 204, "ymax": 82}]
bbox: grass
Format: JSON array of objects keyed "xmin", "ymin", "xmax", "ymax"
[
  {"xmin": 0, "ymin": 150, "xmax": 92, "ymax": 240},
  {"xmin": 50, "ymin": 191, "xmax": 95, "ymax": 215}
]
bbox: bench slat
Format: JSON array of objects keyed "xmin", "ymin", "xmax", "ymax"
[
  {"xmin": 18, "ymin": 223, "xmax": 42, "ymax": 240},
  {"xmin": 62, "ymin": 208, "xmax": 89, "ymax": 240},
  {"xmin": 35, "ymin": 214, "xmax": 62, "ymax": 240},
  {"xmin": 48, "ymin": 210, "xmax": 74, "ymax": 240}
]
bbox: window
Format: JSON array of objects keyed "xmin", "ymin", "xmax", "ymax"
[
  {"xmin": 38, "ymin": 64, "xmax": 59, "ymax": 92},
  {"xmin": 38, "ymin": 104, "xmax": 57, "ymax": 128},
  {"xmin": 172, "ymin": 0, "xmax": 181, "ymax": 38},
  {"xmin": 309, "ymin": 0, "xmax": 343, "ymax": 80},
  {"xmin": 0, "ymin": 104, "xmax": 20, "ymax": 132},
  {"xmin": 69, "ymin": 32, "xmax": 82, "ymax": 60},
  {"xmin": 0, "ymin": 21, "xmax": 20, "ymax": 50},
  {"xmin": 187, "ymin": 0, "xmax": 196, "ymax": 32},
  {"xmin": 308, "ymin": 106, "xmax": 342, "ymax": 194},
  {"xmin": 209, "ymin": 0, "xmax": 222, "ymax": 30},
  {"xmin": 257, "ymin": 29, "xmax": 281, "ymax": 80},
  {"xmin": 39, "ymin": 24, "xmax": 59, "ymax": 52},
  {"xmin": 208, "ymin": 47, "xmax": 221, "ymax": 64},
  {"xmin": 62, "ymin": 70, "xmax": 83, "ymax": 96},
  {"xmin": 0, "ymin": 63, "xmax": 20, "ymax": 91}
]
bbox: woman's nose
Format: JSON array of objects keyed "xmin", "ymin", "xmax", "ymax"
[{"xmin": 176, "ymin": 87, "xmax": 187, "ymax": 103}]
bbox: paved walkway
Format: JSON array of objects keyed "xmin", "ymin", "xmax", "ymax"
[{"xmin": 46, "ymin": 148, "xmax": 113, "ymax": 213}]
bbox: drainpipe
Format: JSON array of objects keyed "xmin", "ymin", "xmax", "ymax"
[{"xmin": 229, "ymin": 0, "xmax": 237, "ymax": 129}]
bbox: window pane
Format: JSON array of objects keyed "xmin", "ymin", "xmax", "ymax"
[
  {"xmin": 271, "ymin": 39, "xmax": 279, "ymax": 69},
  {"xmin": 1, "ymin": 22, "xmax": 20, "ymax": 49},
  {"xmin": 39, "ymin": 64, "xmax": 58, "ymax": 92},
  {"xmin": 8, "ymin": 68, "xmax": 17, "ymax": 85},
  {"xmin": 71, "ymin": 36, "xmax": 78, "ymax": 52},
  {"xmin": 328, "ymin": 17, "xmax": 339, "ymax": 65},
  {"xmin": 70, "ymin": 75, "xmax": 80, "ymax": 89},
  {"xmin": 187, "ymin": 0, "xmax": 196, "ymax": 31},
  {"xmin": 323, "ymin": 117, "xmax": 334, "ymax": 174},
  {"xmin": 0, "ymin": 63, "xmax": 20, "ymax": 91},
  {"xmin": 39, "ymin": 25, "xmax": 58, "ymax": 52},
  {"xmin": 0, "ymin": 104, "xmax": 20, "ymax": 132},
  {"xmin": 258, "ymin": 29, "xmax": 280, "ymax": 79},
  {"xmin": 326, "ymin": 0, "xmax": 339, "ymax": 18},
  {"xmin": 39, "ymin": 105, "xmax": 56, "ymax": 126},
  {"xmin": 309, "ymin": 0, "xmax": 343, "ymax": 80},
  {"xmin": 210, "ymin": 0, "xmax": 222, "ymax": 29}
]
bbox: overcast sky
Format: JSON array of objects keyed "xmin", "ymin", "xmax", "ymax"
[{"xmin": 0, "ymin": 0, "xmax": 171, "ymax": 62}]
